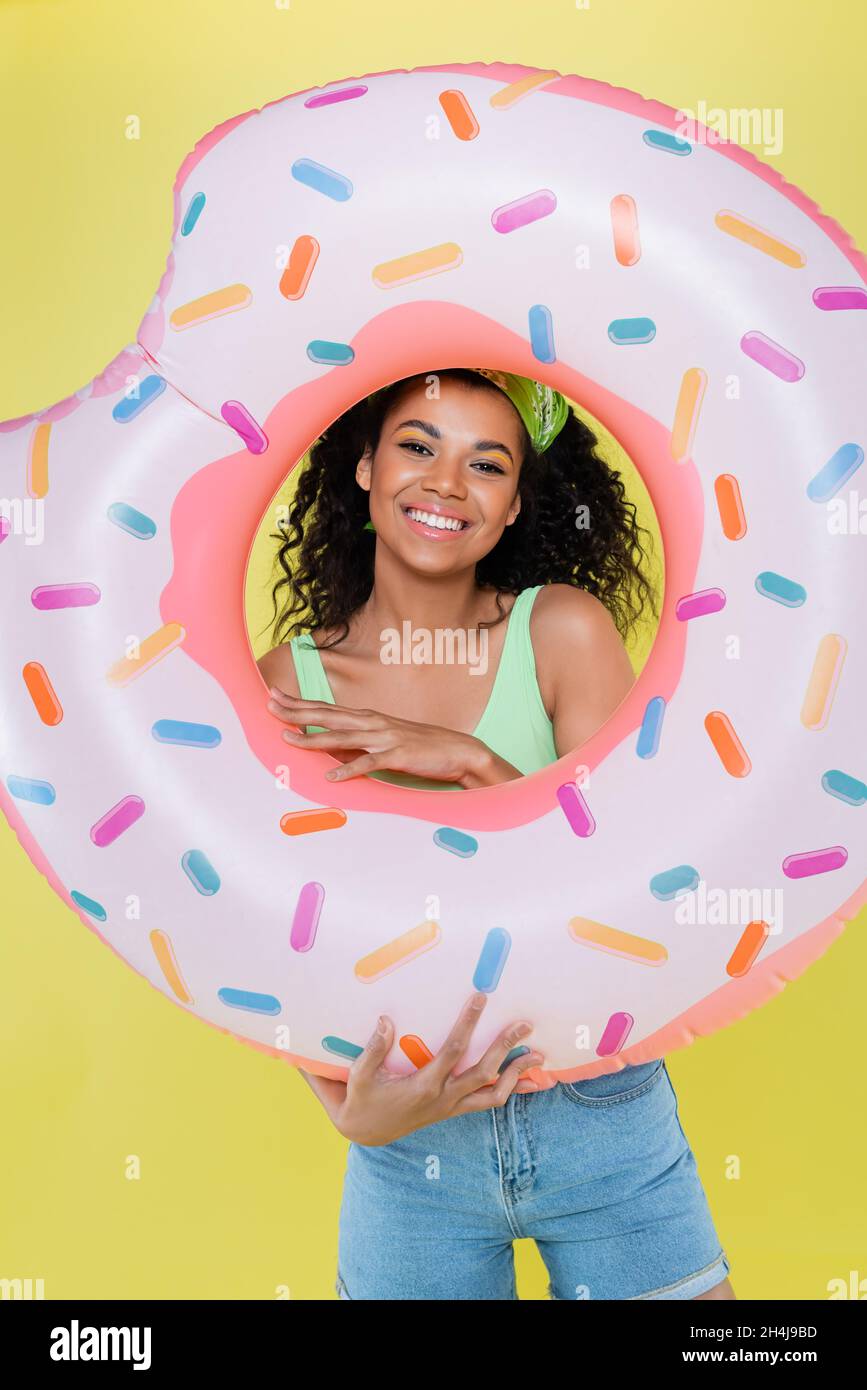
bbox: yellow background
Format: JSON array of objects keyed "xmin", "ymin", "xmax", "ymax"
[{"xmin": 1, "ymin": 0, "xmax": 865, "ymax": 1300}]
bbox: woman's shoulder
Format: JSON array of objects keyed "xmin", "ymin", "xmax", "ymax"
[
  {"xmin": 256, "ymin": 640, "xmax": 301, "ymax": 697},
  {"xmin": 530, "ymin": 582, "xmax": 613, "ymax": 636}
]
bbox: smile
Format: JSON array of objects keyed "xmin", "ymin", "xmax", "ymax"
[{"xmin": 401, "ymin": 505, "xmax": 472, "ymax": 537}]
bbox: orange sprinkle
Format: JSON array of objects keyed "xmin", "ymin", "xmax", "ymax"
[
  {"xmin": 801, "ymin": 634, "xmax": 847, "ymax": 730},
  {"xmin": 279, "ymin": 235, "xmax": 319, "ymax": 299},
  {"xmin": 400, "ymin": 1034, "xmax": 435, "ymax": 1069},
  {"xmin": 715, "ymin": 211, "xmax": 806, "ymax": 269},
  {"xmin": 27, "ymin": 421, "xmax": 51, "ymax": 499},
  {"xmin": 714, "ymin": 473, "xmax": 747, "ymax": 539},
  {"xmin": 568, "ymin": 917, "xmax": 668, "ymax": 965},
  {"xmin": 372, "ymin": 242, "xmax": 463, "ymax": 289},
  {"xmin": 438, "ymin": 89, "xmax": 479, "ymax": 140},
  {"xmin": 355, "ymin": 920, "xmax": 441, "ymax": 982},
  {"xmin": 726, "ymin": 920, "xmax": 770, "ymax": 977},
  {"xmin": 489, "ymin": 71, "xmax": 560, "ymax": 109},
  {"xmin": 280, "ymin": 807, "xmax": 347, "ymax": 836},
  {"xmin": 22, "ymin": 661, "xmax": 63, "ymax": 725},
  {"xmin": 150, "ymin": 929, "xmax": 193, "ymax": 1003},
  {"xmin": 169, "ymin": 283, "xmax": 252, "ymax": 330},
  {"xmin": 704, "ymin": 711, "xmax": 751, "ymax": 777},
  {"xmin": 610, "ymin": 194, "xmax": 640, "ymax": 266},
  {"xmin": 670, "ymin": 367, "xmax": 707, "ymax": 462},
  {"xmin": 106, "ymin": 623, "xmax": 185, "ymax": 686}
]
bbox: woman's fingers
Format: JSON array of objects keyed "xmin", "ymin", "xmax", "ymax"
[
  {"xmin": 446, "ymin": 1014, "xmax": 539, "ymax": 1100},
  {"xmin": 268, "ymin": 689, "xmax": 377, "ymax": 725},
  {"xmin": 421, "ymin": 991, "xmax": 492, "ymax": 1088},
  {"xmin": 281, "ymin": 727, "xmax": 377, "ymax": 750},
  {"xmin": 347, "ymin": 1013, "xmax": 395, "ymax": 1088},
  {"xmin": 451, "ymin": 1050, "xmax": 545, "ymax": 1114},
  {"xmin": 324, "ymin": 753, "xmax": 380, "ymax": 781}
]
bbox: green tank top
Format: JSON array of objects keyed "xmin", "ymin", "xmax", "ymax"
[{"xmin": 288, "ymin": 584, "xmax": 558, "ymax": 791}]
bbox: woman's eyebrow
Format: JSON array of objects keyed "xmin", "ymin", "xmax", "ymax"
[{"xmin": 392, "ymin": 418, "xmax": 514, "ymax": 462}]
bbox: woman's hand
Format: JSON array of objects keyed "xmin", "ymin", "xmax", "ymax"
[
  {"xmin": 299, "ymin": 993, "xmax": 545, "ymax": 1146},
  {"xmin": 266, "ymin": 687, "xmax": 522, "ymax": 788}
]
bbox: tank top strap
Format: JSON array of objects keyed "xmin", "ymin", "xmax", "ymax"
[{"xmin": 289, "ymin": 632, "xmax": 335, "ymax": 707}]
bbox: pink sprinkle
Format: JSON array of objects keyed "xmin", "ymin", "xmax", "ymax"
[
  {"xmin": 304, "ymin": 85, "xmax": 368, "ymax": 108},
  {"xmin": 491, "ymin": 189, "xmax": 557, "ymax": 234},
  {"xmin": 598, "ymin": 1011, "xmax": 634, "ymax": 1056},
  {"xmin": 556, "ymin": 781, "xmax": 596, "ymax": 837},
  {"xmin": 32, "ymin": 583, "xmax": 101, "ymax": 610},
  {"xmin": 221, "ymin": 400, "xmax": 269, "ymax": 454},
  {"xmin": 0, "ymin": 517, "xmax": 10, "ymax": 543},
  {"xmin": 675, "ymin": 587, "xmax": 726, "ymax": 620},
  {"xmin": 782, "ymin": 845, "xmax": 847, "ymax": 878},
  {"xmin": 290, "ymin": 881, "xmax": 325, "ymax": 952},
  {"xmin": 90, "ymin": 795, "xmax": 145, "ymax": 847},
  {"xmin": 813, "ymin": 286, "xmax": 867, "ymax": 311},
  {"xmin": 740, "ymin": 331, "xmax": 805, "ymax": 382}
]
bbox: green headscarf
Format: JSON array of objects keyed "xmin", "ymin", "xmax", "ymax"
[{"xmin": 469, "ymin": 368, "xmax": 570, "ymax": 454}]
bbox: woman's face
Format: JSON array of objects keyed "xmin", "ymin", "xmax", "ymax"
[{"xmin": 355, "ymin": 377, "xmax": 524, "ymax": 576}]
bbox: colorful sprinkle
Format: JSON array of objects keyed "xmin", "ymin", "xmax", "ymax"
[
  {"xmin": 473, "ymin": 927, "xmax": 511, "ymax": 991},
  {"xmin": 650, "ymin": 865, "xmax": 700, "ymax": 901},
  {"xmin": 491, "ymin": 189, "xmax": 557, "ymax": 234},
  {"xmin": 306, "ymin": 339, "xmax": 356, "ymax": 365},
  {"xmin": 322, "ymin": 1035, "xmax": 364, "ymax": 1060},
  {"xmin": 597, "ymin": 1011, "xmax": 635, "ymax": 1056},
  {"xmin": 180, "ymin": 192, "xmax": 206, "ymax": 236},
  {"xmin": 671, "ymin": 367, "xmax": 707, "ymax": 461},
  {"xmin": 740, "ymin": 330, "xmax": 805, "ymax": 382},
  {"xmin": 32, "ymin": 583, "xmax": 100, "ymax": 611},
  {"xmin": 70, "ymin": 890, "xmax": 106, "ymax": 922},
  {"xmin": 372, "ymin": 242, "xmax": 463, "ymax": 288},
  {"xmin": 151, "ymin": 929, "xmax": 193, "ymax": 1003},
  {"xmin": 400, "ymin": 1034, "xmax": 434, "ymax": 1069},
  {"xmin": 217, "ymin": 987, "xmax": 281, "ymax": 1015},
  {"xmin": 169, "ymin": 284, "xmax": 252, "ymax": 331},
  {"xmin": 290, "ymin": 157, "xmax": 353, "ymax": 201},
  {"xmin": 642, "ymin": 129, "xmax": 691, "ymax": 155},
  {"xmin": 812, "ymin": 286, "xmax": 867, "ymax": 311},
  {"xmin": 489, "ymin": 71, "xmax": 559, "ymax": 109},
  {"xmin": 636, "ymin": 696, "xmax": 666, "ymax": 758},
  {"xmin": 280, "ymin": 808, "xmax": 347, "ymax": 836},
  {"xmin": 221, "ymin": 400, "xmax": 268, "ymax": 454},
  {"xmin": 801, "ymin": 633, "xmax": 846, "ymax": 731},
  {"xmin": 290, "ymin": 881, "xmax": 324, "ymax": 952},
  {"xmin": 433, "ymin": 826, "xmax": 478, "ymax": 858},
  {"xmin": 755, "ymin": 571, "xmax": 806, "ymax": 607},
  {"xmin": 782, "ymin": 846, "xmax": 847, "ymax": 879},
  {"xmin": 181, "ymin": 850, "xmax": 221, "ymax": 896},
  {"xmin": 821, "ymin": 769, "xmax": 866, "ymax": 807},
  {"xmin": 556, "ymin": 782, "xmax": 596, "ymax": 837},
  {"xmin": 438, "ymin": 88, "xmax": 479, "ymax": 140},
  {"xmin": 726, "ymin": 921, "xmax": 770, "ymax": 977},
  {"xmin": 528, "ymin": 303, "xmax": 556, "ymax": 363},
  {"xmin": 27, "ymin": 421, "xmax": 50, "ymax": 497},
  {"xmin": 279, "ymin": 235, "xmax": 319, "ymax": 300},
  {"xmin": 151, "ymin": 720, "xmax": 221, "ymax": 748},
  {"xmin": 714, "ymin": 474, "xmax": 747, "ymax": 539},
  {"xmin": 22, "ymin": 661, "xmax": 63, "ymax": 725},
  {"xmin": 806, "ymin": 443, "xmax": 863, "ymax": 502},
  {"xmin": 0, "ymin": 516, "xmax": 9, "ymax": 543},
  {"xmin": 610, "ymin": 193, "xmax": 641, "ymax": 266},
  {"xmin": 6, "ymin": 775, "xmax": 56, "ymax": 805},
  {"xmin": 608, "ymin": 317, "xmax": 656, "ymax": 345},
  {"xmin": 568, "ymin": 917, "xmax": 668, "ymax": 965},
  {"xmin": 714, "ymin": 211, "xmax": 805, "ymax": 268},
  {"xmin": 675, "ymin": 587, "xmax": 726, "ymax": 620},
  {"xmin": 106, "ymin": 622, "xmax": 185, "ymax": 686},
  {"xmin": 90, "ymin": 795, "xmax": 145, "ymax": 847},
  {"xmin": 704, "ymin": 711, "xmax": 751, "ymax": 777},
  {"xmin": 355, "ymin": 919, "xmax": 441, "ymax": 982},
  {"xmin": 304, "ymin": 84, "xmax": 368, "ymax": 109},
  {"xmin": 107, "ymin": 502, "xmax": 156, "ymax": 539},
  {"xmin": 111, "ymin": 374, "xmax": 167, "ymax": 422}
]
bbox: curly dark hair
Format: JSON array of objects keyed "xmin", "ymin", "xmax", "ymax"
[{"xmin": 265, "ymin": 369, "xmax": 659, "ymax": 651}]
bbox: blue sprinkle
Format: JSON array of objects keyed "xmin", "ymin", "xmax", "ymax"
[
  {"xmin": 609, "ymin": 317, "xmax": 656, "ymax": 345},
  {"xmin": 291, "ymin": 157, "xmax": 354, "ymax": 201},
  {"xmin": 806, "ymin": 443, "xmax": 863, "ymax": 503},
  {"xmin": 650, "ymin": 864, "xmax": 700, "ymax": 901},
  {"xmin": 529, "ymin": 304, "xmax": 556, "ymax": 364},
  {"xmin": 70, "ymin": 890, "xmax": 107, "ymax": 922},
  {"xmin": 152, "ymin": 720, "xmax": 222, "ymax": 749},
  {"xmin": 636, "ymin": 696, "xmax": 666, "ymax": 759},
  {"xmin": 473, "ymin": 927, "xmax": 511, "ymax": 992},
  {"xmin": 433, "ymin": 826, "xmax": 478, "ymax": 858},
  {"xmin": 755, "ymin": 571, "xmax": 807, "ymax": 607},
  {"xmin": 821, "ymin": 769, "xmax": 866, "ymax": 807},
  {"xmin": 643, "ymin": 129, "xmax": 692, "ymax": 156},
  {"xmin": 306, "ymin": 340, "xmax": 355, "ymax": 365},
  {"xmin": 217, "ymin": 988, "xmax": 281, "ymax": 1015},
  {"xmin": 180, "ymin": 192, "xmax": 206, "ymax": 236},
  {"xmin": 322, "ymin": 1035, "xmax": 364, "ymax": 1060},
  {"xmin": 182, "ymin": 850, "xmax": 221, "ymax": 896},
  {"xmin": 107, "ymin": 502, "xmax": 156, "ymax": 539},
  {"xmin": 112, "ymin": 374, "xmax": 167, "ymax": 423},
  {"xmin": 499, "ymin": 1045, "xmax": 530, "ymax": 1073},
  {"xmin": 6, "ymin": 775, "xmax": 55, "ymax": 805}
]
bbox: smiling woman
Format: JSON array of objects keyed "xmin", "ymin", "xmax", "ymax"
[{"xmin": 253, "ymin": 368, "xmax": 659, "ymax": 792}]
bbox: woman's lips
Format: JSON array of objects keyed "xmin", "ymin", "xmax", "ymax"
[{"xmin": 400, "ymin": 505, "xmax": 473, "ymax": 541}]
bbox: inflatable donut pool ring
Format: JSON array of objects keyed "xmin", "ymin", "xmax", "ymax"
[{"xmin": 2, "ymin": 61, "xmax": 866, "ymax": 1088}]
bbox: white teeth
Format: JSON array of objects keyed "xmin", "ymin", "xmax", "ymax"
[{"xmin": 406, "ymin": 507, "xmax": 466, "ymax": 531}]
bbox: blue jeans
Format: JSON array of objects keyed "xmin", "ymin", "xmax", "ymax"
[{"xmin": 335, "ymin": 1058, "xmax": 730, "ymax": 1300}]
